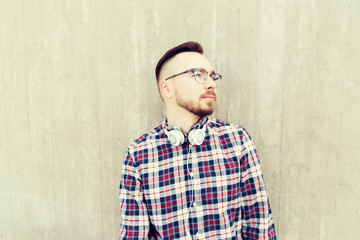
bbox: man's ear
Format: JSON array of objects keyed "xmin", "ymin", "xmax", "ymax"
[{"xmin": 160, "ymin": 80, "xmax": 172, "ymax": 99}]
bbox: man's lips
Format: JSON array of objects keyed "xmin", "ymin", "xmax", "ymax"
[
  {"xmin": 201, "ymin": 91, "xmax": 216, "ymax": 100},
  {"xmin": 202, "ymin": 95, "xmax": 215, "ymax": 99}
]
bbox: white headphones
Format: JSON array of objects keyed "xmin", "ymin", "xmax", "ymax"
[{"xmin": 164, "ymin": 125, "xmax": 206, "ymax": 146}]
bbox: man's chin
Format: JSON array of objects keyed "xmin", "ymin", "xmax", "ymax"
[
  {"xmin": 194, "ymin": 107, "xmax": 215, "ymax": 117},
  {"xmin": 177, "ymin": 101, "xmax": 215, "ymax": 117}
]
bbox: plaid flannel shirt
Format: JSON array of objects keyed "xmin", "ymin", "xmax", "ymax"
[{"xmin": 119, "ymin": 116, "xmax": 276, "ymax": 239}]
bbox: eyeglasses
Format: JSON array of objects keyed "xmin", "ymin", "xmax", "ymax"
[{"xmin": 164, "ymin": 68, "xmax": 222, "ymax": 86}]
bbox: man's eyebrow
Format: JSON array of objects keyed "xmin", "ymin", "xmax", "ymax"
[{"xmin": 194, "ymin": 68, "xmax": 215, "ymax": 75}]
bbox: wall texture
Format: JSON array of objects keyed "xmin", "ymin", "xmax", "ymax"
[{"xmin": 1, "ymin": 0, "xmax": 359, "ymax": 239}]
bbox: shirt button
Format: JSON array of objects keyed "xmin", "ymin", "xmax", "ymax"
[
  {"xmin": 196, "ymin": 232, "xmax": 205, "ymax": 239},
  {"xmin": 193, "ymin": 202, "xmax": 197, "ymax": 207}
]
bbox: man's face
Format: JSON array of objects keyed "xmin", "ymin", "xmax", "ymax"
[{"xmin": 160, "ymin": 52, "xmax": 217, "ymax": 117}]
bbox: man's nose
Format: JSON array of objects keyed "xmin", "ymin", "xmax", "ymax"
[{"xmin": 204, "ymin": 76, "xmax": 216, "ymax": 90}]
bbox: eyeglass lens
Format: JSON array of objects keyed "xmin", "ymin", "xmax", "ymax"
[{"xmin": 193, "ymin": 69, "xmax": 220, "ymax": 85}]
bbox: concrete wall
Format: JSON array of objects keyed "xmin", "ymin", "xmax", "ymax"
[{"xmin": 1, "ymin": 0, "xmax": 359, "ymax": 239}]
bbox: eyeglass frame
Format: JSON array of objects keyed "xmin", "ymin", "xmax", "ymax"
[{"xmin": 164, "ymin": 68, "xmax": 222, "ymax": 85}]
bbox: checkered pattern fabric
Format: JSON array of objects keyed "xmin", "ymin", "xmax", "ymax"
[{"xmin": 119, "ymin": 116, "xmax": 276, "ymax": 239}]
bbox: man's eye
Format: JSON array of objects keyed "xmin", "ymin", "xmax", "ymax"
[{"xmin": 193, "ymin": 71, "xmax": 205, "ymax": 78}]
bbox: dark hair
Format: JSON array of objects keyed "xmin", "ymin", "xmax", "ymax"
[{"xmin": 155, "ymin": 41, "xmax": 203, "ymax": 82}]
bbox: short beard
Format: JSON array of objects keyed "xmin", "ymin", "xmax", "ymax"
[{"xmin": 175, "ymin": 90, "xmax": 215, "ymax": 117}]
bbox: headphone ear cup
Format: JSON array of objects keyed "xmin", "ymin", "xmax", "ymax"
[
  {"xmin": 167, "ymin": 129, "xmax": 185, "ymax": 146},
  {"xmin": 188, "ymin": 128, "xmax": 205, "ymax": 145}
]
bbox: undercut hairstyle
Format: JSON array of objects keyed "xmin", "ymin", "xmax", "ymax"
[{"xmin": 155, "ymin": 41, "xmax": 204, "ymax": 83}]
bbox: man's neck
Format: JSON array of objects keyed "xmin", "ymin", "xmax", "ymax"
[{"xmin": 166, "ymin": 107, "xmax": 200, "ymax": 134}]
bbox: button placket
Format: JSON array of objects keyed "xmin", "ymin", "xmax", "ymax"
[
  {"xmin": 190, "ymin": 145, "xmax": 207, "ymax": 237},
  {"xmin": 190, "ymin": 146, "xmax": 201, "ymax": 213}
]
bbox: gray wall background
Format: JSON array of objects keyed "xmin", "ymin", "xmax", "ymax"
[{"xmin": 1, "ymin": 0, "xmax": 359, "ymax": 239}]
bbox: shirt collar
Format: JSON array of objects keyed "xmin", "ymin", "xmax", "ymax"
[{"xmin": 162, "ymin": 116, "xmax": 210, "ymax": 133}]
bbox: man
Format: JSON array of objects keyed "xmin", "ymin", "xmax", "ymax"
[{"xmin": 119, "ymin": 41, "xmax": 276, "ymax": 239}]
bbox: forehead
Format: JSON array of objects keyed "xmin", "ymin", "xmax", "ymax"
[{"xmin": 161, "ymin": 52, "xmax": 213, "ymax": 79}]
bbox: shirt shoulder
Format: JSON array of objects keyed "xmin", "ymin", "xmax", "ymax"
[
  {"xmin": 208, "ymin": 118, "xmax": 256, "ymax": 160},
  {"xmin": 208, "ymin": 117, "xmax": 250, "ymax": 140},
  {"xmin": 125, "ymin": 124, "xmax": 164, "ymax": 155}
]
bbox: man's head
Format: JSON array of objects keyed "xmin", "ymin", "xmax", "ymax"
[
  {"xmin": 156, "ymin": 41, "xmax": 221, "ymax": 117},
  {"xmin": 156, "ymin": 41, "xmax": 204, "ymax": 82}
]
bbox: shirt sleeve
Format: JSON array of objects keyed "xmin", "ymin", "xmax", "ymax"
[
  {"xmin": 119, "ymin": 149, "xmax": 153, "ymax": 240},
  {"xmin": 238, "ymin": 128, "xmax": 277, "ymax": 240}
]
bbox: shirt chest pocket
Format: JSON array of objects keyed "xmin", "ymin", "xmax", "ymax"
[
  {"xmin": 213, "ymin": 151, "xmax": 240, "ymax": 202},
  {"xmin": 143, "ymin": 157, "xmax": 189, "ymax": 215}
]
